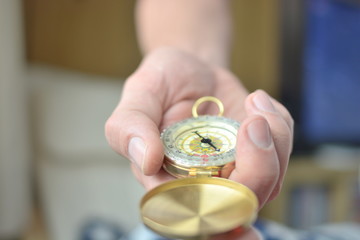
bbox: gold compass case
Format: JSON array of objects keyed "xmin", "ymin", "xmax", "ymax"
[
  {"xmin": 141, "ymin": 178, "xmax": 258, "ymax": 239},
  {"xmin": 140, "ymin": 96, "xmax": 259, "ymax": 239}
]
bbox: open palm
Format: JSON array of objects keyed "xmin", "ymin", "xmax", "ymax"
[{"xmin": 105, "ymin": 47, "xmax": 293, "ymax": 211}]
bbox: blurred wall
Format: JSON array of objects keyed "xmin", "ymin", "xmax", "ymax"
[
  {"xmin": 0, "ymin": 0, "xmax": 31, "ymax": 238},
  {"xmin": 24, "ymin": 0, "xmax": 141, "ymax": 77},
  {"xmin": 231, "ymin": 0, "xmax": 280, "ymax": 97},
  {"xmin": 24, "ymin": 0, "xmax": 280, "ymax": 96}
]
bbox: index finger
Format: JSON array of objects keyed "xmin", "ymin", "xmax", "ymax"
[{"xmin": 105, "ymin": 69, "xmax": 165, "ymax": 175}]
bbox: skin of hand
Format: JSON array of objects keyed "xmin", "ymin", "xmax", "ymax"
[{"xmin": 105, "ymin": 47, "xmax": 293, "ymax": 240}]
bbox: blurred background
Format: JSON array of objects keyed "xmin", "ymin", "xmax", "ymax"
[{"xmin": 0, "ymin": 0, "xmax": 359, "ymax": 239}]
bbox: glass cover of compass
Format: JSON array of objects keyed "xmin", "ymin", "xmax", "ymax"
[{"xmin": 161, "ymin": 115, "xmax": 240, "ymax": 178}]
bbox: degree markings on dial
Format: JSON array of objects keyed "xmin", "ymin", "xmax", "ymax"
[{"xmin": 161, "ymin": 116, "xmax": 239, "ymax": 166}]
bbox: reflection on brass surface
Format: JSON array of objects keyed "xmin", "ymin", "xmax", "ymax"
[
  {"xmin": 140, "ymin": 178, "xmax": 258, "ymax": 239},
  {"xmin": 163, "ymin": 158, "xmax": 236, "ymax": 178},
  {"xmin": 192, "ymin": 96, "xmax": 225, "ymax": 117}
]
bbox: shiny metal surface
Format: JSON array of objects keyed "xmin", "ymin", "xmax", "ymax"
[
  {"xmin": 192, "ymin": 96, "xmax": 224, "ymax": 117},
  {"xmin": 163, "ymin": 158, "xmax": 236, "ymax": 178},
  {"xmin": 140, "ymin": 177, "xmax": 258, "ymax": 239}
]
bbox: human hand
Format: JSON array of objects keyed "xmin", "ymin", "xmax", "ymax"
[{"xmin": 105, "ymin": 47, "xmax": 293, "ymax": 209}]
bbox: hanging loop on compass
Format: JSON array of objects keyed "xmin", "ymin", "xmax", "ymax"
[{"xmin": 192, "ymin": 96, "xmax": 224, "ymax": 118}]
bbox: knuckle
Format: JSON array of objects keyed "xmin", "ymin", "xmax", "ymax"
[
  {"xmin": 282, "ymin": 108, "xmax": 295, "ymax": 132},
  {"xmin": 273, "ymin": 131, "xmax": 292, "ymax": 150},
  {"xmin": 105, "ymin": 121, "xmax": 118, "ymax": 152},
  {"xmin": 104, "ymin": 116, "xmax": 117, "ymax": 141},
  {"xmin": 104, "ymin": 115, "xmax": 129, "ymax": 155},
  {"xmin": 289, "ymin": 116, "xmax": 295, "ymax": 132},
  {"xmin": 268, "ymin": 183, "xmax": 282, "ymax": 202},
  {"xmin": 270, "ymin": 99, "xmax": 294, "ymax": 131}
]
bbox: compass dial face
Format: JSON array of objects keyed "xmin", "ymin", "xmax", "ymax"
[{"xmin": 161, "ymin": 115, "xmax": 240, "ymax": 167}]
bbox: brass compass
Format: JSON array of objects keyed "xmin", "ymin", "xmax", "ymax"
[
  {"xmin": 161, "ymin": 96, "xmax": 239, "ymax": 178},
  {"xmin": 140, "ymin": 96, "xmax": 258, "ymax": 240}
]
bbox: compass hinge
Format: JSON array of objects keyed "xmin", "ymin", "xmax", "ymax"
[{"xmin": 189, "ymin": 168, "xmax": 220, "ymax": 177}]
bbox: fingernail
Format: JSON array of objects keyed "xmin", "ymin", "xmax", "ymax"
[
  {"xmin": 247, "ymin": 118, "xmax": 272, "ymax": 148},
  {"xmin": 253, "ymin": 91, "xmax": 276, "ymax": 112},
  {"xmin": 128, "ymin": 137, "xmax": 146, "ymax": 171}
]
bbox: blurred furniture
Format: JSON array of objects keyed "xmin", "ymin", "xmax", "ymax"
[
  {"xmin": 29, "ymin": 65, "xmax": 145, "ymax": 240},
  {"xmin": 260, "ymin": 154, "xmax": 359, "ymax": 229},
  {"xmin": 23, "ymin": 1, "xmax": 147, "ymax": 239},
  {"xmin": 0, "ymin": 0, "xmax": 32, "ymax": 238},
  {"xmin": 261, "ymin": 0, "xmax": 360, "ymax": 228},
  {"xmin": 280, "ymin": 0, "xmax": 360, "ymax": 152}
]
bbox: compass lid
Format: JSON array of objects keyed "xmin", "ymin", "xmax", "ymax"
[{"xmin": 140, "ymin": 177, "xmax": 258, "ymax": 239}]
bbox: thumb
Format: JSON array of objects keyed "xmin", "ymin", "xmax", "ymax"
[{"xmin": 229, "ymin": 115, "xmax": 280, "ymax": 208}]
